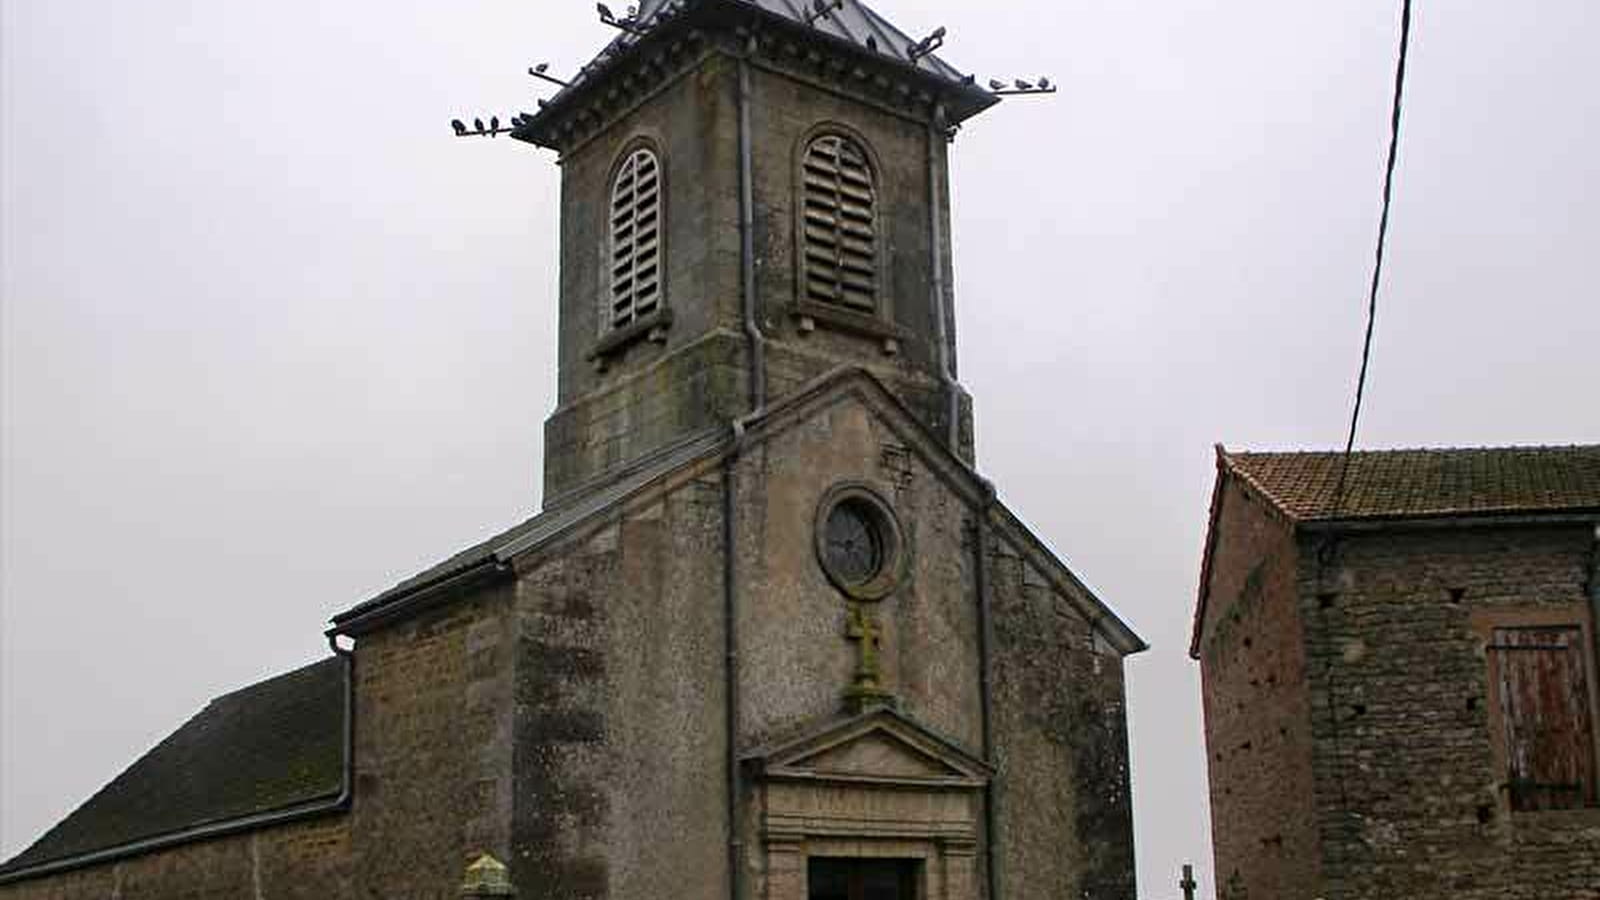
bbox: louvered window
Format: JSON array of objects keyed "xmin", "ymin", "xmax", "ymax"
[
  {"xmin": 607, "ymin": 148, "xmax": 662, "ymax": 332},
  {"xmin": 801, "ymin": 135, "xmax": 878, "ymax": 312}
]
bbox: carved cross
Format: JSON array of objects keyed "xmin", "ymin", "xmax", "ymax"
[
  {"xmin": 846, "ymin": 604, "xmax": 883, "ymax": 685},
  {"xmin": 843, "ymin": 604, "xmax": 893, "ymax": 711}
]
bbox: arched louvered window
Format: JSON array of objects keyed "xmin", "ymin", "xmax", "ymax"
[
  {"xmin": 801, "ymin": 134, "xmax": 878, "ymax": 312},
  {"xmin": 607, "ymin": 147, "xmax": 662, "ymax": 332}
]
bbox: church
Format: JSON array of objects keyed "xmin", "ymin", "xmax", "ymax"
[{"xmin": 0, "ymin": 1, "xmax": 1146, "ymax": 897}]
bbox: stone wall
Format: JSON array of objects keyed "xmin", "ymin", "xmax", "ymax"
[
  {"xmin": 1202, "ymin": 488, "xmax": 1600, "ymax": 900},
  {"xmin": 745, "ymin": 58, "xmax": 972, "ymax": 463},
  {"xmin": 543, "ymin": 49, "xmax": 746, "ymax": 502},
  {"xmin": 1197, "ymin": 476, "xmax": 1322, "ymax": 899},
  {"xmin": 543, "ymin": 40, "xmax": 977, "ymax": 502},
  {"xmin": 511, "ymin": 461, "xmax": 729, "ymax": 900},
  {"xmin": 0, "ymin": 816, "xmax": 350, "ymax": 900},
  {"xmin": 989, "ymin": 537, "xmax": 1138, "ymax": 900},
  {"xmin": 1300, "ymin": 522, "xmax": 1598, "ymax": 900},
  {"xmin": 735, "ymin": 390, "xmax": 1136, "ymax": 899},
  {"xmin": 348, "ymin": 580, "xmax": 518, "ymax": 899}
]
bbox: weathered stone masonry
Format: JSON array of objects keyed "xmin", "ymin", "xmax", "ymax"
[{"xmin": 1195, "ymin": 446, "xmax": 1600, "ymax": 900}]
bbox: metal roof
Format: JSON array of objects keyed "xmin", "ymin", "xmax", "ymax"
[
  {"xmin": 521, "ymin": 0, "xmax": 986, "ymax": 139},
  {"xmin": 731, "ymin": 0, "xmax": 969, "ymax": 82},
  {"xmin": 331, "ymin": 428, "xmax": 731, "ymax": 631}
]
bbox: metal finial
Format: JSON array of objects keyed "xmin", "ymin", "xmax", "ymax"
[
  {"xmin": 804, "ymin": 0, "xmax": 844, "ymax": 26},
  {"xmin": 907, "ymin": 26, "xmax": 946, "ymax": 62},
  {"xmin": 529, "ymin": 63, "xmax": 571, "ymax": 88}
]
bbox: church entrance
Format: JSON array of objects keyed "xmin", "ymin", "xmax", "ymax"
[{"xmin": 807, "ymin": 858, "xmax": 918, "ymax": 900}]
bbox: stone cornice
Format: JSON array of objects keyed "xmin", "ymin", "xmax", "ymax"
[{"xmin": 515, "ymin": 2, "xmax": 992, "ymax": 154}]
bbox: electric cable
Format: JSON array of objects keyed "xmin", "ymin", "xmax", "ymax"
[{"xmin": 1333, "ymin": 0, "xmax": 1414, "ymax": 512}]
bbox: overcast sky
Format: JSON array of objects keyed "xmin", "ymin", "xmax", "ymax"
[{"xmin": 2, "ymin": 1, "xmax": 1597, "ymax": 897}]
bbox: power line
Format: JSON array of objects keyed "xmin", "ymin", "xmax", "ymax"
[{"xmin": 1333, "ymin": 0, "xmax": 1414, "ymax": 511}]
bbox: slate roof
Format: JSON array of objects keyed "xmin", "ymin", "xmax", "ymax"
[
  {"xmin": 0, "ymin": 657, "xmax": 346, "ymax": 877},
  {"xmin": 516, "ymin": 0, "xmax": 994, "ymax": 144},
  {"xmin": 1221, "ymin": 445, "xmax": 1600, "ymax": 522},
  {"xmin": 331, "ymin": 428, "xmax": 730, "ymax": 632}
]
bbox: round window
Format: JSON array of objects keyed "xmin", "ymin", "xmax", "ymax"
[
  {"xmin": 815, "ymin": 485, "xmax": 904, "ymax": 600},
  {"xmin": 824, "ymin": 500, "xmax": 884, "ymax": 584}
]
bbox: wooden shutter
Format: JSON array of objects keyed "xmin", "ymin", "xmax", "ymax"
[
  {"xmin": 608, "ymin": 148, "xmax": 662, "ymax": 330},
  {"xmin": 802, "ymin": 135, "xmax": 877, "ymax": 312},
  {"xmin": 1491, "ymin": 625, "xmax": 1597, "ymax": 811}
]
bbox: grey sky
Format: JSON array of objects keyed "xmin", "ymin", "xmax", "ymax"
[{"xmin": 2, "ymin": 1, "xmax": 1595, "ymax": 897}]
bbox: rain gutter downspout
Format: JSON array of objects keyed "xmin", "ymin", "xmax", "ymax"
[
  {"xmin": 724, "ymin": 35, "xmax": 765, "ymax": 900},
  {"xmin": 327, "ymin": 631, "xmax": 356, "ymax": 815},
  {"xmin": 739, "ymin": 35, "xmax": 767, "ymax": 415},
  {"xmin": 973, "ymin": 478, "xmax": 1001, "ymax": 900},
  {"xmin": 929, "ymin": 104, "xmax": 960, "ymax": 452},
  {"xmin": 0, "ymin": 643, "xmax": 354, "ymax": 887},
  {"xmin": 1589, "ymin": 524, "xmax": 1600, "ymax": 682}
]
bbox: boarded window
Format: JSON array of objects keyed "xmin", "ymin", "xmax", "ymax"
[
  {"xmin": 607, "ymin": 148, "xmax": 662, "ymax": 331},
  {"xmin": 1490, "ymin": 625, "xmax": 1598, "ymax": 811},
  {"xmin": 801, "ymin": 135, "xmax": 878, "ymax": 312}
]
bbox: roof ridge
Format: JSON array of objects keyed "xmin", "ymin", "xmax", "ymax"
[{"xmin": 1229, "ymin": 443, "xmax": 1600, "ymax": 457}]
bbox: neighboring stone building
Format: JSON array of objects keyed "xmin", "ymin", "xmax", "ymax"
[
  {"xmin": 1192, "ymin": 445, "xmax": 1600, "ymax": 900},
  {"xmin": 0, "ymin": 2, "xmax": 1147, "ymax": 898}
]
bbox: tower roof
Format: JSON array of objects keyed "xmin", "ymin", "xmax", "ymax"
[
  {"xmin": 658, "ymin": 0, "xmax": 971, "ymax": 82},
  {"xmin": 515, "ymin": 0, "xmax": 996, "ymax": 146}
]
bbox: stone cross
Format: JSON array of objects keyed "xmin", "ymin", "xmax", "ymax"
[
  {"xmin": 1179, "ymin": 863, "xmax": 1198, "ymax": 900},
  {"xmin": 843, "ymin": 603, "xmax": 894, "ymax": 712}
]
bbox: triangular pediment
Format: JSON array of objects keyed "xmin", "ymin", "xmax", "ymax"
[
  {"xmin": 745, "ymin": 707, "xmax": 990, "ymax": 788},
  {"xmin": 737, "ymin": 369, "xmax": 1145, "ymax": 657},
  {"xmin": 803, "ymin": 732, "xmax": 958, "ymax": 779}
]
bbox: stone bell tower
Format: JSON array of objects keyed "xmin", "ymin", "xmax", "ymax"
[{"xmin": 513, "ymin": 0, "xmax": 996, "ymax": 504}]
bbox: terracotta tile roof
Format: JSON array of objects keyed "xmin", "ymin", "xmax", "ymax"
[
  {"xmin": 0, "ymin": 658, "xmax": 346, "ymax": 876},
  {"xmin": 1222, "ymin": 445, "xmax": 1600, "ymax": 522}
]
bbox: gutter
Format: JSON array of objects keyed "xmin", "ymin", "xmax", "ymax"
[
  {"xmin": 1588, "ymin": 525, "xmax": 1600, "ymax": 690},
  {"xmin": 928, "ymin": 103, "xmax": 960, "ymax": 453},
  {"xmin": 0, "ymin": 647, "xmax": 355, "ymax": 887},
  {"xmin": 330, "ymin": 558, "xmax": 514, "ymax": 638},
  {"xmin": 723, "ymin": 39, "xmax": 766, "ymax": 900},
  {"xmin": 1296, "ymin": 510, "xmax": 1600, "ymax": 534},
  {"xmin": 972, "ymin": 479, "xmax": 1002, "ymax": 900},
  {"xmin": 722, "ymin": 437, "xmax": 747, "ymax": 900},
  {"xmin": 737, "ymin": 35, "xmax": 767, "ymax": 414}
]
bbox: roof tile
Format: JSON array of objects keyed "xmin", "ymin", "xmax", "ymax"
[{"xmin": 1223, "ymin": 445, "xmax": 1600, "ymax": 521}]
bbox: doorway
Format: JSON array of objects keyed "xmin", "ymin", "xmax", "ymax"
[{"xmin": 807, "ymin": 858, "xmax": 918, "ymax": 900}]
